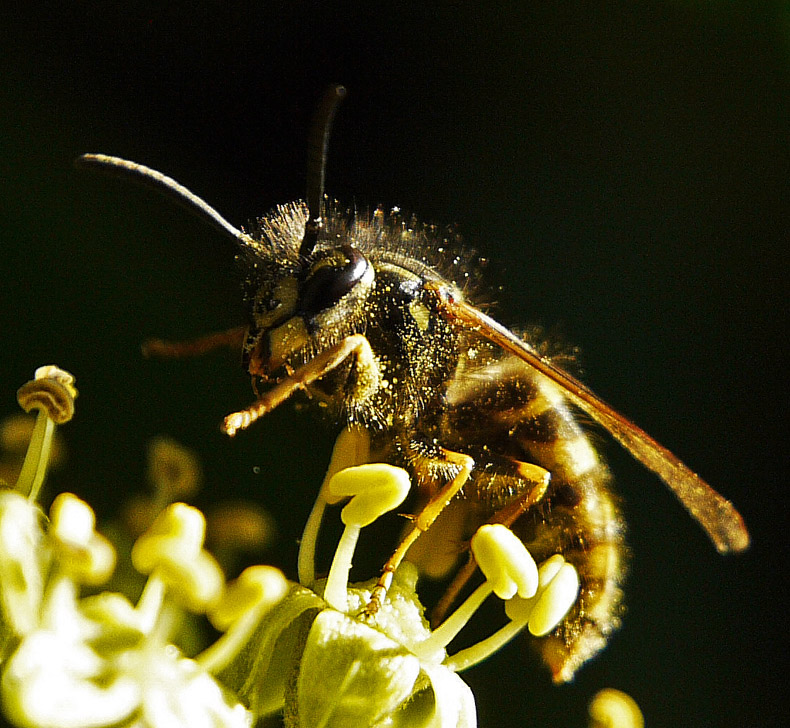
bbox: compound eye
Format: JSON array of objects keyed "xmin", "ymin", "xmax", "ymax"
[{"xmin": 299, "ymin": 245, "xmax": 370, "ymax": 315}]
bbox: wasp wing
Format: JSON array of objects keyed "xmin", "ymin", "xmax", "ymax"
[{"xmin": 436, "ymin": 290, "xmax": 749, "ymax": 554}]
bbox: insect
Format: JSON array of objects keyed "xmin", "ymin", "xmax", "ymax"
[{"xmin": 77, "ymin": 85, "xmax": 749, "ymax": 682}]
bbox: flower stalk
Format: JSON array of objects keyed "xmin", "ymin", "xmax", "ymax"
[{"xmin": 14, "ymin": 366, "xmax": 77, "ymax": 501}]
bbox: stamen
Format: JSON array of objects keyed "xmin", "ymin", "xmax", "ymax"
[
  {"xmin": 14, "ymin": 366, "xmax": 77, "ymax": 501},
  {"xmin": 322, "ymin": 464, "xmax": 410, "ymax": 611},
  {"xmin": 470, "ymin": 524, "xmax": 538, "ymax": 600},
  {"xmin": 444, "ymin": 550, "xmax": 580, "ymax": 672},
  {"xmin": 131, "ymin": 503, "xmax": 224, "ymax": 613},
  {"xmin": 210, "ymin": 565, "xmax": 288, "ymax": 630},
  {"xmin": 200, "ymin": 565, "xmax": 288, "ymax": 673},
  {"xmin": 298, "ymin": 426, "xmax": 370, "ymax": 588},
  {"xmin": 420, "ymin": 523, "xmax": 538, "ymax": 659},
  {"xmin": 588, "ymin": 688, "xmax": 644, "ymax": 728},
  {"xmin": 49, "ymin": 493, "xmax": 116, "ymax": 586},
  {"xmin": 16, "ymin": 366, "xmax": 78, "ymax": 425},
  {"xmin": 416, "ymin": 525, "xmax": 538, "ymax": 657},
  {"xmin": 505, "ymin": 554, "xmax": 580, "ymax": 637},
  {"xmin": 414, "ymin": 581, "xmax": 491, "ymax": 659},
  {"xmin": 147, "ymin": 436, "xmax": 202, "ymax": 502}
]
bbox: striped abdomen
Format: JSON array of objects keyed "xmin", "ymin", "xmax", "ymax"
[{"xmin": 442, "ymin": 352, "xmax": 627, "ymax": 682}]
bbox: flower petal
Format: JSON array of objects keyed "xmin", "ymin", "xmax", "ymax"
[
  {"xmin": 298, "ymin": 609, "xmax": 420, "ymax": 728},
  {"xmin": 418, "ymin": 662, "xmax": 477, "ymax": 728},
  {"xmin": 1, "ymin": 630, "xmax": 139, "ymax": 728},
  {"xmin": 0, "ymin": 492, "xmax": 44, "ymax": 636}
]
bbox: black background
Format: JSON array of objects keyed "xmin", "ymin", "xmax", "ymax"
[{"xmin": 2, "ymin": 3, "xmax": 787, "ymax": 727}]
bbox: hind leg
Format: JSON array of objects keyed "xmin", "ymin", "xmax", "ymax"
[{"xmin": 430, "ymin": 459, "xmax": 551, "ymax": 626}]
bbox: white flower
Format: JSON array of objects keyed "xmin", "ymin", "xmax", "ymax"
[
  {"xmin": 215, "ymin": 460, "xmax": 581, "ymax": 728},
  {"xmin": 0, "ymin": 497, "xmax": 254, "ymax": 728},
  {"xmin": 1, "ymin": 370, "xmax": 601, "ymax": 728}
]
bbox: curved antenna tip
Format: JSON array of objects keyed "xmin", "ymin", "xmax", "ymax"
[{"xmin": 75, "ymin": 153, "xmax": 253, "ymax": 246}]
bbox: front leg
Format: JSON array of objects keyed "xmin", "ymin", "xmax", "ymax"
[
  {"xmin": 142, "ymin": 326, "xmax": 247, "ymax": 358},
  {"xmin": 222, "ymin": 333, "xmax": 379, "ymax": 435}
]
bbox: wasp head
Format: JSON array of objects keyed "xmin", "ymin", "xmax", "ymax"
[{"xmin": 239, "ymin": 206, "xmax": 375, "ymax": 380}]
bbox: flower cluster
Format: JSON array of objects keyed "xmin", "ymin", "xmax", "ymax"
[
  {"xmin": 0, "ymin": 367, "xmax": 642, "ymax": 728},
  {"xmin": 0, "ymin": 367, "xmax": 285, "ymax": 728},
  {"xmin": 207, "ymin": 427, "xmax": 582, "ymax": 727}
]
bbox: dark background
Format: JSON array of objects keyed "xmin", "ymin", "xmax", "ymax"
[{"xmin": 2, "ymin": 3, "xmax": 787, "ymax": 727}]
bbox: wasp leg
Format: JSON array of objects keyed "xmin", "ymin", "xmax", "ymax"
[
  {"xmin": 364, "ymin": 448, "xmax": 475, "ymax": 616},
  {"xmin": 430, "ymin": 460, "xmax": 551, "ymax": 627},
  {"xmin": 142, "ymin": 326, "xmax": 247, "ymax": 358},
  {"xmin": 222, "ymin": 333, "xmax": 379, "ymax": 436}
]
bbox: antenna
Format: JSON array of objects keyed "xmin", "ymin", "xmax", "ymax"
[
  {"xmin": 75, "ymin": 154, "xmax": 255, "ymax": 246},
  {"xmin": 300, "ymin": 84, "xmax": 347, "ymax": 258}
]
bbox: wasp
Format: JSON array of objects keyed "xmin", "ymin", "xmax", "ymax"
[{"xmin": 77, "ymin": 85, "xmax": 749, "ymax": 682}]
